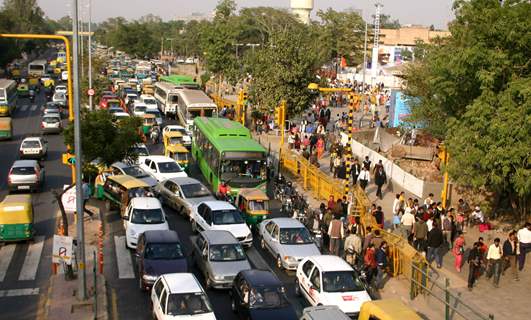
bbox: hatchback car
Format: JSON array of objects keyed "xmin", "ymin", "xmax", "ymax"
[
  {"xmin": 140, "ymin": 156, "xmax": 187, "ymax": 182},
  {"xmin": 41, "ymin": 114, "xmax": 62, "ymax": 134},
  {"xmin": 151, "ymin": 273, "xmax": 216, "ymax": 320},
  {"xmin": 111, "ymin": 161, "xmax": 157, "ymax": 188},
  {"xmin": 52, "ymin": 92, "xmax": 67, "ymax": 106},
  {"xmin": 42, "ymin": 102, "xmax": 63, "ymax": 117},
  {"xmin": 230, "ymin": 270, "xmax": 297, "ymax": 320},
  {"xmin": 123, "ymin": 197, "xmax": 169, "ymax": 249},
  {"xmin": 136, "ymin": 230, "xmax": 187, "ymax": 291},
  {"xmin": 258, "ymin": 218, "xmax": 320, "ymax": 270},
  {"xmin": 295, "ymin": 255, "xmax": 371, "ymax": 318},
  {"xmin": 19, "ymin": 137, "xmax": 48, "ymax": 160},
  {"xmin": 191, "ymin": 230, "xmax": 251, "ymax": 289},
  {"xmin": 8, "ymin": 160, "xmax": 45, "ymax": 192},
  {"xmin": 55, "ymin": 85, "xmax": 67, "ymax": 96},
  {"xmin": 133, "ymin": 103, "xmax": 147, "ymax": 117},
  {"xmin": 155, "ymin": 177, "xmax": 215, "ymax": 217},
  {"xmin": 191, "ymin": 201, "xmax": 252, "ymax": 247}
]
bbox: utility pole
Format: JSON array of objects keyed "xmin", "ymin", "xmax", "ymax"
[
  {"xmin": 87, "ymin": 0, "xmax": 93, "ymax": 111},
  {"xmin": 79, "ymin": 10, "xmax": 84, "ymax": 80},
  {"xmin": 71, "ymin": 0, "xmax": 87, "ymax": 301},
  {"xmin": 361, "ymin": 22, "xmax": 368, "ymax": 114}
]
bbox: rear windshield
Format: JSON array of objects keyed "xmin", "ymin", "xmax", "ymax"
[
  {"xmin": 43, "ymin": 117, "xmax": 60, "ymax": 123},
  {"xmin": 12, "ymin": 166, "xmax": 36, "ymax": 175},
  {"xmin": 22, "ymin": 141, "xmax": 40, "ymax": 148}
]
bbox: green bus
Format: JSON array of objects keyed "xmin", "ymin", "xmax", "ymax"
[
  {"xmin": 160, "ymin": 75, "xmax": 200, "ymax": 90},
  {"xmin": 192, "ymin": 117, "xmax": 267, "ymax": 195}
]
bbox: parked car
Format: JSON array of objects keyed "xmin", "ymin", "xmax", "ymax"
[
  {"xmin": 136, "ymin": 230, "xmax": 187, "ymax": 291},
  {"xmin": 190, "ymin": 230, "xmax": 251, "ymax": 289},
  {"xmin": 230, "ymin": 269, "xmax": 297, "ymax": 320},
  {"xmin": 295, "ymin": 255, "xmax": 371, "ymax": 318},
  {"xmin": 19, "ymin": 136, "xmax": 48, "ymax": 160},
  {"xmin": 191, "ymin": 201, "xmax": 252, "ymax": 247},
  {"xmin": 110, "ymin": 162, "xmax": 157, "ymax": 188},
  {"xmin": 258, "ymin": 218, "xmax": 320, "ymax": 270},
  {"xmin": 123, "ymin": 197, "xmax": 169, "ymax": 249},
  {"xmin": 7, "ymin": 160, "xmax": 45, "ymax": 192},
  {"xmin": 155, "ymin": 177, "xmax": 215, "ymax": 217},
  {"xmin": 151, "ymin": 273, "xmax": 216, "ymax": 320},
  {"xmin": 41, "ymin": 114, "xmax": 62, "ymax": 134},
  {"xmin": 139, "ymin": 156, "xmax": 187, "ymax": 182}
]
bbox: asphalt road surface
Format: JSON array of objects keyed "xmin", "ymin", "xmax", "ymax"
[{"xmin": 0, "ymin": 88, "xmax": 70, "ymax": 319}]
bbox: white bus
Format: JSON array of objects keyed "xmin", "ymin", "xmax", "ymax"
[
  {"xmin": 0, "ymin": 79, "xmax": 18, "ymax": 116},
  {"xmin": 28, "ymin": 59, "xmax": 47, "ymax": 77},
  {"xmin": 176, "ymin": 89, "xmax": 218, "ymax": 131},
  {"xmin": 154, "ymin": 82, "xmax": 180, "ymax": 118}
]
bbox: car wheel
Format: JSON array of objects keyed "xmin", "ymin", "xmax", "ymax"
[
  {"xmin": 276, "ymin": 256, "xmax": 284, "ymax": 270},
  {"xmin": 294, "ymin": 279, "xmax": 301, "ymax": 296},
  {"xmin": 231, "ymin": 295, "xmax": 237, "ymax": 313},
  {"xmin": 260, "ymin": 238, "xmax": 266, "ymax": 250}
]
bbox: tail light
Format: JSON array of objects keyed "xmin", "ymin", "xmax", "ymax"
[
  {"xmin": 35, "ymin": 167, "xmax": 40, "ymax": 182},
  {"xmin": 7, "ymin": 168, "xmax": 12, "ymax": 184},
  {"xmin": 41, "ymin": 122, "xmax": 45, "ymax": 128}
]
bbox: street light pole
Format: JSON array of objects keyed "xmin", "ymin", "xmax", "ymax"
[
  {"xmin": 361, "ymin": 22, "xmax": 368, "ymax": 114},
  {"xmin": 87, "ymin": 0, "xmax": 93, "ymax": 111},
  {"xmin": 71, "ymin": 0, "xmax": 87, "ymax": 301}
]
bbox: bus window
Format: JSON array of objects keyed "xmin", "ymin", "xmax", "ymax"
[{"xmin": 220, "ymin": 159, "xmax": 266, "ymax": 182}]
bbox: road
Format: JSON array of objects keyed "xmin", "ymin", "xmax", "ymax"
[
  {"xmin": 104, "ymin": 128, "xmax": 310, "ymax": 320},
  {"xmin": 0, "ymin": 89, "xmax": 70, "ymax": 319}
]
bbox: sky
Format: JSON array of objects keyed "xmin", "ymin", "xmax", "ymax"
[{"xmin": 6, "ymin": 0, "xmax": 455, "ymax": 29}]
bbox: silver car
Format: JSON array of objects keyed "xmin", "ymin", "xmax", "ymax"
[
  {"xmin": 191, "ymin": 230, "xmax": 251, "ymax": 289},
  {"xmin": 110, "ymin": 161, "xmax": 157, "ymax": 188},
  {"xmin": 258, "ymin": 218, "xmax": 321, "ymax": 271},
  {"xmin": 155, "ymin": 177, "xmax": 215, "ymax": 216},
  {"xmin": 41, "ymin": 114, "xmax": 62, "ymax": 134},
  {"xmin": 8, "ymin": 160, "xmax": 45, "ymax": 192}
]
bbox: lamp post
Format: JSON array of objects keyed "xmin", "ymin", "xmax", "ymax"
[{"xmin": 87, "ymin": 0, "xmax": 93, "ymax": 111}]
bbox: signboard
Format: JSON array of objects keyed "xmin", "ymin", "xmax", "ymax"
[
  {"xmin": 87, "ymin": 88, "xmax": 95, "ymax": 96},
  {"xmin": 61, "ymin": 184, "xmax": 76, "ymax": 213},
  {"xmin": 52, "ymin": 235, "xmax": 73, "ymax": 265}
]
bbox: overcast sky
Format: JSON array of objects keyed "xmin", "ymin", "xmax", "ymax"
[{"xmin": 5, "ymin": 0, "xmax": 454, "ymax": 29}]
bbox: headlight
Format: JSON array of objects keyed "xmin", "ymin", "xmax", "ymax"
[
  {"xmin": 245, "ymin": 232, "xmax": 253, "ymax": 240},
  {"xmin": 142, "ymin": 274, "xmax": 157, "ymax": 281},
  {"xmin": 284, "ymin": 256, "xmax": 297, "ymax": 263},
  {"xmin": 213, "ymin": 274, "xmax": 224, "ymax": 281}
]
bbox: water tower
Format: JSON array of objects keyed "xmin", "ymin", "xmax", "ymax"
[{"xmin": 290, "ymin": 0, "xmax": 314, "ymax": 24}]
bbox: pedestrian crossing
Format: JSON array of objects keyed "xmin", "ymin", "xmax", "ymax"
[
  {"xmin": 16, "ymin": 105, "xmax": 38, "ymax": 113},
  {"xmin": 0, "ymin": 236, "xmax": 45, "ymax": 283},
  {"xmin": 114, "ymin": 236, "xmax": 135, "ymax": 279}
]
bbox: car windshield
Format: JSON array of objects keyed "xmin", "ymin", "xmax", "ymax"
[
  {"xmin": 180, "ymin": 183, "xmax": 210, "ymax": 198},
  {"xmin": 212, "ymin": 210, "xmax": 244, "ymax": 225},
  {"xmin": 166, "ymin": 293, "xmax": 213, "ymax": 316},
  {"xmin": 11, "ymin": 166, "xmax": 36, "ymax": 175},
  {"xmin": 249, "ymin": 200, "xmax": 268, "ymax": 211},
  {"xmin": 322, "ymin": 271, "xmax": 365, "ymax": 293},
  {"xmin": 131, "ymin": 146, "xmax": 149, "ymax": 156},
  {"xmin": 209, "ymin": 244, "xmax": 246, "ymax": 262},
  {"xmin": 108, "ymin": 107, "xmax": 122, "ymax": 114},
  {"xmin": 249, "ymin": 286, "xmax": 290, "ymax": 309},
  {"xmin": 279, "ymin": 227, "xmax": 313, "ymax": 245},
  {"xmin": 135, "ymin": 106, "xmax": 147, "ymax": 113},
  {"xmin": 158, "ymin": 161, "xmax": 182, "ymax": 173},
  {"xmin": 22, "ymin": 140, "xmax": 40, "ymax": 148},
  {"xmin": 143, "ymin": 98, "xmax": 156, "ymax": 105},
  {"xmin": 121, "ymin": 166, "xmax": 148, "ymax": 178},
  {"xmin": 145, "ymin": 110, "xmax": 160, "ymax": 117},
  {"xmin": 130, "ymin": 208, "xmax": 164, "ymax": 224},
  {"xmin": 144, "ymin": 242, "xmax": 183, "ymax": 260}
]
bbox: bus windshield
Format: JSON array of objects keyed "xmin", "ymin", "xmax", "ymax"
[
  {"xmin": 219, "ymin": 159, "xmax": 266, "ymax": 187},
  {"xmin": 169, "ymin": 94, "xmax": 179, "ymax": 104}
]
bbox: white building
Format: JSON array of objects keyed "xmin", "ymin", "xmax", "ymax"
[{"xmin": 290, "ymin": 0, "xmax": 313, "ymax": 24}]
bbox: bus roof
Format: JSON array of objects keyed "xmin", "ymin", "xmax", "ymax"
[
  {"xmin": 194, "ymin": 117, "xmax": 250, "ymax": 139},
  {"xmin": 215, "ymin": 137, "xmax": 266, "ymax": 153},
  {"xmin": 178, "ymin": 89, "xmax": 216, "ymax": 108},
  {"xmin": 160, "ymin": 75, "xmax": 196, "ymax": 85},
  {"xmin": 0, "ymin": 78, "xmax": 16, "ymax": 89}
]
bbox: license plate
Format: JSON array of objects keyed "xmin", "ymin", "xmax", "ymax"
[{"xmin": 18, "ymin": 186, "xmax": 30, "ymax": 190}]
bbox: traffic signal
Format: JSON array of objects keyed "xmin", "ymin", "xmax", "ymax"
[
  {"xmin": 274, "ymin": 106, "xmax": 281, "ymax": 126},
  {"xmin": 242, "ymin": 91, "xmax": 248, "ymax": 104},
  {"xmin": 62, "ymin": 153, "xmax": 76, "ymax": 165}
]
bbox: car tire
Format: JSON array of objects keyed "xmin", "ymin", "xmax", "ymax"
[
  {"xmin": 295, "ymin": 279, "xmax": 301, "ymax": 296},
  {"xmin": 276, "ymin": 256, "xmax": 284, "ymax": 270}
]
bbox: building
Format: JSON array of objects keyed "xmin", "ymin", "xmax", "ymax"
[
  {"xmin": 290, "ymin": 0, "xmax": 313, "ymax": 24},
  {"xmin": 175, "ymin": 12, "xmax": 214, "ymax": 23},
  {"xmin": 379, "ymin": 26, "xmax": 450, "ymax": 47}
]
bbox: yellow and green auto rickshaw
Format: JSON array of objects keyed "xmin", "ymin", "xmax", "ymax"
[
  {"xmin": 234, "ymin": 188, "xmax": 270, "ymax": 227},
  {"xmin": 358, "ymin": 299, "xmax": 422, "ymax": 320},
  {"xmin": 163, "ymin": 131, "xmax": 184, "ymax": 149},
  {"xmin": 101, "ymin": 175, "xmax": 150, "ymax": 213},
  {"xmin": 165, "ymin": 144, "xmax": 189, "ymax": 171},
  {"xmin": 142, "ymin": 114, "xmax": 156, "ymax": 135},
  {"xmin": 17, "ymin": 83, "xmax": 29, "ymax": 97},
  {"xmin": 0, "ymin": 194, "xmax": 34, "ymax": 242},
  {"xmin": 0, "ymin": 117, "xmax": 13, "ymax": 140}
]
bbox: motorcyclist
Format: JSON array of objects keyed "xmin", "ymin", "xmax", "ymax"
[
  {"xmin": 344, "ymin": 225, "xmax": 362, "ymax": 267},
  {"xmin": 217, "ymin": 180, "xmax": 231, "ymax": 201},
  {"xmin": 150, "ymin": 124, "xmax": 160, "ymax": 144}
]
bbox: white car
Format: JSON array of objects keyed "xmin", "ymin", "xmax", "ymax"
[
  {"xmin": 295, "ymin": 255, "xmax": 371, "ymax": 317},
  {"xmin": 185, "ymin": 57, "xmax": 195, "ymax": 64},
  {"xmin": 133, "ymin": 102, "xmax": 147, "ymax": 117},
  {"xmin": 19, "ymin": 137, "xmax": 48, "ymax": 159},
  {"xmin": 123, "ymin": 197, "xmax": 169, "ymax": 249},
  {"xmin": 55, "ymin": 85, "xmax": 68, "ymax": 96},
  {"xmin": 140, "ymin": 94, "xmax": 158, "ymax": 110},
  {"xmin": 139, "ymin": 156, "xmax": 187, "ymax": 182},
  {"xmin": 52, "ymin": 92, "xmax": 67, "ymax": 107},
  {"xmin": 125, "ymin": 93, "xmax": 139, "ymax": 103},
  {"xmin": 191, "ymin": 201, "xmax": 252, "ymax": 247},
  {"xmin": 162, "ymin": 125, "xmax": 191, "ymax": 148},
  {"xmin": 151, "ymin": 273, "xmax": 216, "ymax": 320},
  {"xmin": 61, "ymin": 71, "xmax": 68, "ymax": 81}
]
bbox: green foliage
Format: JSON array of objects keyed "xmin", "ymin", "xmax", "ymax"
[
  {"xmin": 377, "ymin": 14, "xmax": 401, "ymax": 29},
  {"xmin": 63, "ymin": 110, "xmax": 143, "ymax": 166}
]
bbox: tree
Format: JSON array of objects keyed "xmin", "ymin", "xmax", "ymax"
[
  {"xmin": 403, "ymin": 0, "xmax": 531, "ymax": 215},
  {"xmin": 378, "ymin": 13, "xmax": 400, "ymax": 29},
  {"xmin": 63, "ymin": 110, "xmax": 143, "ymax": 166}
]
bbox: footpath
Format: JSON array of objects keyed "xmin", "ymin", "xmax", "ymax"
[
  {"xmin": 254, "ymin": 121, "xmax": 530, "ymax": 320},
  {"xmin": 42, "ymin": 202, "xmax": 108, "ymax": 320}
]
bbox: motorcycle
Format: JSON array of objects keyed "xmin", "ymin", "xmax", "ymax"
[
  {"xmin": 150, "ymin": 128, "xmax": 160, "ymax": 144},
  {"xmin": 29, "ymin": 90, "xmax": 35, "ymax": 102}
]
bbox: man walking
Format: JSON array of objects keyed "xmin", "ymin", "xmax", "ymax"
[
  {"xmin": 427, "ymin": 222, "xmax": 444, "ymax": 268},
  {"xmin": 503, "ymin": 231, "xmax": 519, "ymax": 281},
  {"xmin": 517, "ymin": 222, "xmax": 531, "ymax": 271},
  {"xmin": 374, "ymin": 166, "xmax": 387, "ymax": 200},
  {"xmin": 400, "ymin": 207, "xmax": 416, "ymax": 240},
  {"xmin": 467, "ymin": 242, "xmax": 482, "ymax": 290},
  {"xmin": 327, "ymin": 215, "xmax": 344, "ymax": 256},
  {"xmin": 486, "ymin": 238, "xmax": 503, "ymax": 287},
  {"xmin": 413, "ymin": 218, "xmax": 428, "ymax": 255},
  {"xmin": 351, "ymin": 158, "xmax": 361, "ymax": 185},
  {"xmin": 357, "ymin": 167, "xmax": 370, "ymax": 191}
]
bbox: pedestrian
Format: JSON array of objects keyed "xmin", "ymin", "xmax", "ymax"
[
  {"xmin": 344, "ymin": 226, "xmax": 362, "ymax": 265},
  {"xmin": 374, "ymin": 166, "xmax": 387, "ymax": 200},
  {"xmin": 357, "ymin": 167, "xmax": 370, "ymax": 191},
  {"xmin": 457, "ymin": 198, "xmax": 470, "ymax": 232},
  {"xmin": 351, "ymin": 158, "xmax": 361, "ymax": 185},
  {"xmin": 502, "ymin": 231, "xmax": 519, "ymax": 281},
  {"xmin": 363, "ymin": 226, "xmax": 374, "ymax": 252},
  {"xmin": 363, "ymin": 156, "xmax": 371, "ymax": 170},
  {"xmin": 427, "ymin": 222, "xmax": 444, "ymax": 268},
  {"xmin": 364, "ymin": 243, "xmax": 377, "ymax": 285},
  {"xmin": 423, "ymin": 193, "xmax": 434, "ymax": 209},
  {"xmin": 467, "ymin": 242, "xmax": 482, "ymax": 290},
  {"xmin": 333, "ymin": 156, "xmax": 341, "ymax": 178},
  {"xmin": 370, "ymin": 229, "xmax": 384, "ymax": 249},
  {"xmin": 337, "ymin": 161, "xmax": 347, "ymax": 180},
  {"xmin": 400, "ymin": 207, "xmax": 415, "ymax": 240},
  {"xmin": 442, "ymin": 211, "xmax": 453, "ymax": 249},
  {"xmin": 81, "ymin": 180, "xmax": 94, "ymax": 218},
  {"xmin": 328, "ymin": 214, "xmax": 344, "ymax": 256},
  {"xmin": 486, "ymin": 238, "xmax": 503, "ymax": 287},
  {"xmin": 327, "ymin": 195, "xmax": 335, "ymax": 211},
  {"xmin": 316, "ymin": 135, "xmax": 325, "ymax": 159},
  {"xmin": 287, "ymin": 132, "xmax": 295, "ymax": 149},
  {"xmin": 399, "ymin": 191, "xmax": 406, "ymax": 210},
  {"xmin": 517, "ymin": 222, "xmax": 531, "ymax": 271},
  {"xmin": 453, "ymin": 232, "xmax": 466, "ymax": 272},
  {"xmin": 373, "ymin": 206, "xmax": 384, "ymax": 229},
  {"xmin": 375, "ymin": 241, "xmax": 388, "ymax": 289}
]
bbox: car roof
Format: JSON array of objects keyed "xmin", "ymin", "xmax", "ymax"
[
  {"xmin": 268, "ymin": 217, "xmax": 305, "ymax": 228},
  {"xmin": 201, "ymin": 230, "xmax": 239, "ymax": 245},
  {"xmin": 166, "ymin": 177, "xmax": 203, "ymax": 186},
  {"xmin": 12, "ymin": 160, "xmax": 38, "ymax": 167},
  {"xmin": 22, "ymin": 137, "xmax": 42, "ymax": 142},
  {"xmin": 111, "ymin": 161, "xmax": 132, "ymax": 169},
  {"xmin": 240, "ymin": 270, "xmax": 282, "ymax": 287},
  {"xmin": 309, "ymin": 255, "xmax": 353, "ymax": 272},
  {"xmin": 201, "ymin": 200, "xmax": 235, "ymax": 210},
  {"xmin": 129, "ymin": 197, "xmax": 161, "ymax": 209},
  {"xmin": 162, "ymin": 273, "xmax": 203, "ymax": 294},
  {"xmin": 145, "ymin": 155, "xmax": 175, "ymax": 163},
  {"xmin": 143, "ymin": 230, "xmax": 180, "ymax": 243},
  {"xmin": 165, "ymin": 125, "xmax": 185, "ymax": 130},
  {"xmin": 42, "ymin": 114, "xmax": 60, "ymax": 118}
]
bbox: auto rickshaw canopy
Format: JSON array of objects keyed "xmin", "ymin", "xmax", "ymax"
[{"xmin": 0, "ymin": 194, "xmax": 33, "ymax": 224}]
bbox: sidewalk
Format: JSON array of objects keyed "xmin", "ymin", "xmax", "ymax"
[{"xmin": 44, "ymin": 203, "xmax": 108, "ymax": 320}]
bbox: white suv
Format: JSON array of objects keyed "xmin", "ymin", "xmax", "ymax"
[
  {"xmin": 140, "ymin": 156, "xmax": 187, "ymax": 182},
  {"xmin": 123, "ymin": 197, "xmax": 169, "ymax": 249},
  {"xmin": 295, "ymin": 255, "xmax": 371, "ymax": 317},
  {"xmin": 191, "ymin": 201, "xmax": 252, "ymax": 247},
  {"xmin": 151, "ymin": 273, "xmax": 216, "ymax": 320},
  {"xmin": 19, "ymin": 137, "xmax": 48, "ymax": 160}
]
